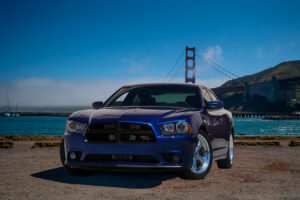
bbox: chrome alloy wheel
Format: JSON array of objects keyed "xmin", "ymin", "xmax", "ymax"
[
  {"xmin": 229, "ymin": 134, "xmax": 234, "ymax": 165},
  {"xmin": 191, "ymin": 134, "xmax": 211, "ymax": 174}
]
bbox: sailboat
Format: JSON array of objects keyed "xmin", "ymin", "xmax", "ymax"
[
  {"xmin": 3, "ymin": 90, "xmax": 19, "ymax": 117},
  {"xmin": 13, "ymin": 103, "xmax": 20, "ymax": 117},
  {"xmin": 4, "ymin": 112, "xmax": 11, "ymax": 117},
  {"xmin": 4, "ymin": 91, "xmax": 12, "ymax": 117}
]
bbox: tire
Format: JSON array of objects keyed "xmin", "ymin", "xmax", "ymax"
[
  {"xmin": 217, "ymin": 131, "xmax": 234, "ymax": 169},
  {"xmin": 60, "ymin": 138, "xmax": 97, "ymax": 176},
  {"xmin": 179, "ymin": 130, "xmax": 213, "ymax": 179}
]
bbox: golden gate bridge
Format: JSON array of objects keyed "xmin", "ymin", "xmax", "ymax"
[
  {"xmin": 162, "ymin": 46, "xmax": 241, "ymax": 91},
  {"xmin": 162, "ymin": 47, "xmax": 300, "ymax": 118}
]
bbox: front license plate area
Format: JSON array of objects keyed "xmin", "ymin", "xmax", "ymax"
[{"xmin": 112, "ymin": 154, "xmax": 133, "ymax": 161}]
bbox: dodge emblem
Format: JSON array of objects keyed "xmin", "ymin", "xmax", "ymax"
[{"xmin": 140, "ymin": 135, "xmax": 151, "ymax": 141}]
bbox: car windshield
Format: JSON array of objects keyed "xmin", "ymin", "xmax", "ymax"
[{"xmin": 104, "ymin": 85, "xmax": 201, "ymax": 108}]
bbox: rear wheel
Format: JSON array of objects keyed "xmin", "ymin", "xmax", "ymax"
[
  {"xmin": 60, "ymin": 138, "xmax": 97, "ymax": 176},
  {"xmin": 217, "ymin": 132, "xmax": 234, "ymax": 169},
  {"xmin": 179, "ymin": 130, "xmax": 213, "ymax": 179}
]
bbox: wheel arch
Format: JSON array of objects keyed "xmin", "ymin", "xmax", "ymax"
[
  {"xmin": 198, "ymin": 124, "xmax": 214, "ymax": 141},
  {"xmin": 199, "ymin": 124, "xmax": 207, "ymax": 133}
]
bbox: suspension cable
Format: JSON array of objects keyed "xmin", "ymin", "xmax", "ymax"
[
  {"xmin": 168, "ymin": 61, "xmax": 185, "ymax": 82},
  {"xmin": 196, "ymin": 48, "xmax": 239, "ymax": 78},
  {"xmin": 162, "ymin": 48, "xmax": 185, "ymax": 82},
  {"xmin": 195, "ymin": 53, "xmax": 235, "ymax": 80}
]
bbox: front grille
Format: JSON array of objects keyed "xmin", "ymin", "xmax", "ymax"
[
  {"xmin": 85, "ymin": 154, "xmax": 159, "ymax": 163},
  {"xmin": 85, "ymin": 122, "xmax": 156, "ymax": 143}
]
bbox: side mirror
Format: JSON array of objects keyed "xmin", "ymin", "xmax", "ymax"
[
  {"xmin": 207, "ymin": 101, "xmax": 223, "ymax": 109},
  {"xmin": 92, "ymin": 101, "xmax": 103, "ymax": 109}
]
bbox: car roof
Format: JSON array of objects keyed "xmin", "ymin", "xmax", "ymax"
[{"xmin": 123, "ymin": 82, "xmax": 206, "ymax": 88}]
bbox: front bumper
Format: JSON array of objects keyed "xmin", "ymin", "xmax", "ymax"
[
  {"xmin": 64, "ymin": 134, "xmax": 197, "ymax": 171},
  {"xmin": 69, "ymin": 162, "xmax": 184, "ymax": 172}
]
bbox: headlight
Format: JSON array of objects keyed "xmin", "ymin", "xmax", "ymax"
[
  {"xmin": 65, "ymin": 120, "xmax": 87, "ymax": 134},
  {"xmin": 159, "ymin": 120, "xmax": 192, "ymax": 135}
]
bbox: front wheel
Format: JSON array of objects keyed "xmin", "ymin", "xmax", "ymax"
[
  {"xmin": 217, "ymin": 132, "xmax": 234, "ymax": 169},
  {"xmin": 179, "ymin": 130, "xmax": 213, "ymax": 179},
  {"xmin": 60, "ymin": 138, "xmax": 97, "ymax": 176}
]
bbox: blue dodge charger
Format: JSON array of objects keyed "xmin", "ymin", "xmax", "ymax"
[{"xmin": 60, "ymin": 83, "xmax": 234, "ymax": 179}]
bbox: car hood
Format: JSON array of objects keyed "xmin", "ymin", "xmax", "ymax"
[{"xmin": 69, "ymin": 107, "xmax": 198, "ymax": 124}]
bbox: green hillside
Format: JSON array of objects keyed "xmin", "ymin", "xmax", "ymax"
[{"xmin": 221, "ymin": 60, "xmax": 300, "ymax": 87}]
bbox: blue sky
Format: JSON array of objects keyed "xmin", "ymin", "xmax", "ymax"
[{"xmin": 1, "ymin": 0, "xmax": 300, "ymax": 106}]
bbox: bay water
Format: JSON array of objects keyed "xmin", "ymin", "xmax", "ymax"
[{"xmin": 0, "ymin": 116, "xmax": 299, "ymax": 135}]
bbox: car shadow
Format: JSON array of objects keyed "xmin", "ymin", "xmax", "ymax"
[{"xmin": 31, "ymin": 167, "xmax": 177, "ymax": 189}]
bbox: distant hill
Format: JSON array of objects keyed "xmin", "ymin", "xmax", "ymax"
[{"xmin": 221, "ymin": 60, "xmax": 300, "ymax": 88}]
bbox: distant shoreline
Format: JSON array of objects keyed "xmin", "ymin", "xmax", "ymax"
[
  {"xmin": 1, "ymin": 111, "xmax": 299, "ymax": 120},
  {"xmin": 0, "ymin": 112, "xmax": 70, "ymax": 117}
]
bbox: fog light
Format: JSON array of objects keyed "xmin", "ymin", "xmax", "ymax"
[
  {"xmin": 70, "ymin": 152, "xmax": 76, "ymax": 160},
  {"xmin": 108, "ymin": 134, "xmax": 116, "ymax": 141},
  {"xmin": 171, "ymin": 154, "xmax": 181, "ymax": 163},
  {"xmin": 129, "ymin": 135, "xmax": 136, "ymax": 141}
]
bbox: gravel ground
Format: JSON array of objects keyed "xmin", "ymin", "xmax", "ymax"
[{"xmin": 0, "ymin": 142, "xmax": 300, "ymax": 200}]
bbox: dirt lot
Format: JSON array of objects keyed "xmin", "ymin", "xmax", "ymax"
[{"xmin": 0, "ymin": 141, "xmax": 300, "ymax": 200}]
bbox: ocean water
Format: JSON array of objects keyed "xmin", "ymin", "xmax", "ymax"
[
  {"xmin": 0, "ymin": 116, "xmax": 68, "ymax": 135},
  {"xmin": 0, "ymin": 116, "xmax": 299, "ymax": 135},
  {"xmin": 234, "ymin": 117, "xmax": 300, "ymax": 135}
]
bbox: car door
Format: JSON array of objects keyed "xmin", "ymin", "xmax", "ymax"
[{"xmin": 200, "ymin": 87, "xmax": 227, "ymax": 159}]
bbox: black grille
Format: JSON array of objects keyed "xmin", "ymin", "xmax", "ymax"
[
  {"xmin": 85, "ymin": 154, "xmax": 159, "ymax": 163},
  {"xmin": 85, "ymin": 122, "xmax": 156, "ymax": 143}
]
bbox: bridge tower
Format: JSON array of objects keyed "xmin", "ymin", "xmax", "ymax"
[{"xmin": 185, "ymin": 46, "xmax": 196, "ymax": 83}]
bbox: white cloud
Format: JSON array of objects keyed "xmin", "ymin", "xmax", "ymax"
[
  {"xmin": 0, "ymin": 78, "xmax": 123, "ymax": 107},
  {"xmin": 202, "ymin": 45, "xmax": 223, "ymax": 64},
  {"xmin": 122, "ymin": 57, "xmax": 151, "ymax": 73},
  {"xmin": 0, "ymin": 77, "xmax": 225, "ymax": 107}
]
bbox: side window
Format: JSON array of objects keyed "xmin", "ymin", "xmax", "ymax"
[
  {"xmin": 109, "ymin": 92, "xmax": 129, "ymax": 106},
  {"xmin": 200, "ymin": 88, "xmax": 211, "ymax": 106},
  {"xmin": 208, "ymin": 90, "xmax": 218, "ymax": 101},
  {"xmin": 131, "ymin": 95, "xmax": 141, "ymax": 106}
]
